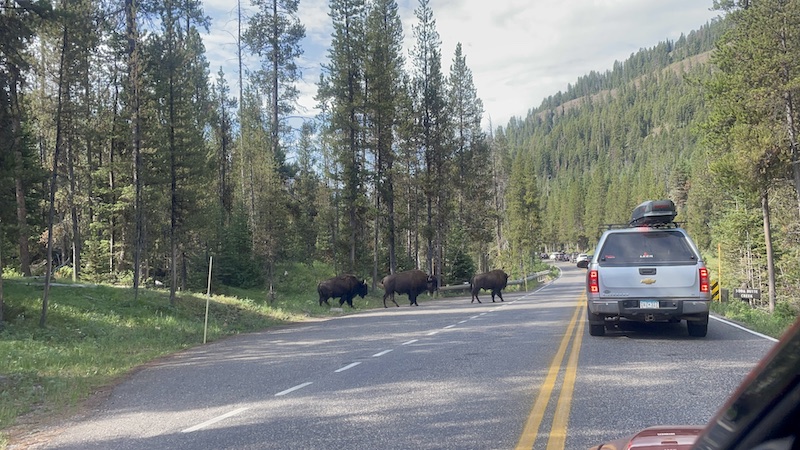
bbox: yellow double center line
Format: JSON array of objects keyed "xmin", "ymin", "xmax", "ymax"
[{"xmin": 516, "ymin": 293, "xmax": 587, "ymax": 450}]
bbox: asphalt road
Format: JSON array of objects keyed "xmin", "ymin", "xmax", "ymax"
[{"xmin": 30, "ymin": 263, "xmax": 777, "ymax": 450}]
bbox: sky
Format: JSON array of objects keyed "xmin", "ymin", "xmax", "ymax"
[{"xmin": 200, "ymin": 0, "xmax": 722, "ymax": 130}]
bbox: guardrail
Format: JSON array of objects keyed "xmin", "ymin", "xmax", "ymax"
[{"xmin": 438, "ymin": 270, "xmax": 551, "ymax": 292}]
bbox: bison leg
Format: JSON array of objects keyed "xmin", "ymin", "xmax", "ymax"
[
  {"xmin": 496, "ymin": 290, "xmax": 504, "ymax": 302},
  {"xmin": 319, "ymin": 295, "xmax": 329, "ymax": 306},
  {"xmin": 340, "ymin": 294, "xmax": 354, "ymax": 308},
  {"xmin": 409, "ymin": 293, "xmax": 418, "ymax": 306},
  {"xmin": 383, "ymin": 293, "xmax": 399, "ymax": 308},
  {"xmin": 471, "ymin": 292, "xmax": 481, "ymax": 303}
]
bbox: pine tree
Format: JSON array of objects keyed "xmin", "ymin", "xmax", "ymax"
[
  {"xmin": 243, "ymin": 0, "xmax": 305, "ymax": 177},
  {"xmin": 318, "ymin": 0, "xmax": 367, "ymax": 273},
  {"xmin": 364, "ymin": 0, "xmax": 404, "ymax": 281},
  {"xmin": 410, "ymin": 0, "xmax": 450, "ymax": 281},
  {"xmin": 211, "ymin": 68, "xmax": 236, "ymax": 220},
  {"xmin": 144, "ymin": 0, "xmax": 211, "ymax": 303},
  {"xmin": 0, "ymin": 0, "xmax": 50, "ymax": 278},
  {"xmin": 447, "ymin": 42, "xmax": 493, "ymax": 261},
  {"xmin": 505, "ymin": 152, "xmax": 540, "ymax": 275}
]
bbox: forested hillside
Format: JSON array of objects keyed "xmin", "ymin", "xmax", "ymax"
[
  {"xmin": 501, "ymin": 22, "xmax": 721, "ymax": 252},
  {"xmin": 501, "ymin": 9, "xmax": 799, "ymax": 315}
]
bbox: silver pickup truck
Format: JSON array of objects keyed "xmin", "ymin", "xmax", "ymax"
[{"xmin": 578, "ymin": 200, "xmax": 711, "ymax": 337}]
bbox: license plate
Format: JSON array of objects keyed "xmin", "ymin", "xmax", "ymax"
[{"xmin": 640, "ymin": 300, "xmax": 660, "ymax": 309}]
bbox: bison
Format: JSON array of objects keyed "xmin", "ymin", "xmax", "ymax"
[
  {"xmin": 317, "ymin": 274, "xmax": 368, "ymax": 308},
  {"xmin": 470, "ymin": 269, "xmax": 509, "ymax": 303},
  {"xmin": 381, "ymin": 269, "xmax": 438, "ymax": 307}
]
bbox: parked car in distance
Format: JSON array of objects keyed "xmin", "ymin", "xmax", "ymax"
[
  {"xmin": 578, "ymin": 200, "xmax": 711, "ymax": 337},
  {"xmin": 576, "ymin": 253, "xmax": 589, "ymax": 264},
  {"xmin": 588, "ymin": 317, "xmax": 800, "ymax": 450}
]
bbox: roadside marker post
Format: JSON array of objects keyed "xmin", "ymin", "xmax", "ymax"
[{"xmin": 204, "ymin": 256, "xmax": 213, "ymax": 344}]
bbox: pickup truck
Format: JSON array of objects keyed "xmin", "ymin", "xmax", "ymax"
[{"xmin": 578, "ymin": 200, "xmax": 711, "ymax": 337}]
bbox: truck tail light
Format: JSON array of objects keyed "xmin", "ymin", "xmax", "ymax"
[
  {"xmin": 588, "ymin": 269, "xmax": 599, "ymax": 293},
  {"xmin": 699, "ymin": 267, "xmax": 710, "ymax": 293}
]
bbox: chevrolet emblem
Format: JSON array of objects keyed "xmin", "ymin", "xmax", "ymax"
[{"xmin": 641, "ymin": 278, "xmax": 657, "ymax": 285}]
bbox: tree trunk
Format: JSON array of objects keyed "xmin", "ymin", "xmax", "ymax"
[
  {"xmin": 373, "ymin": 193, "xmax": 379, "ymax": 290},
  {"xmin": 761, "ymin": 189, "xmax": 776, "ymax": 313},
  {"xmin": 126, "ymin": 0, "xmax": 144, "ymax": 300},
  {"xmin": 10, "ymin": 72, "xmax": 31, "ymax": 277},
  {"xmin": 42, "ymin": 24, "xmax": 71, "ymax": 328},
  {"xmin": 1, "ymin": 219, "xmax": 5, "ymax": 327},
  {"xmin": 784, "ymin": 91, "xmax": 800, "ymax": 216},
  {"xmin": 387, "ymin": 176, "xmax": 397, "ymax": 275},
  {"xmin": 169, "ymin": 24, "xmax": 178, "ymax": 307},
  {"xmin": 67, "ymin": 136, "xmax": 80, "ymax": 281}
]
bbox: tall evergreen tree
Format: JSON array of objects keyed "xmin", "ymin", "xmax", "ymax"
[
  {"xmin": 364, "ymin": 0, "xmax": 404, "ymax": 281},
  {"xmin": 212, "ymin": 68, "xmax": 236, "ymax": 220},
  {"xmin": 318, "ymin": 0, "xmax": 367, "ymax": 273},
  {"xmin": 125, "ymin": 0, "xmax": 145, "ymax": 298},
  {"xmin": 290, "ymin": 121, "xmax": 320, "ymax": 263},
  {"xmin": 243, "ymin": 0, "xmax": 305, "ymax": 177},
  {"xmin": 410, "ymin": 0, "xmax": 450, "ymax": 281},
  {"xmin": 447, "ymin": 42, "xmax": 492, "ymax": 262},
  {"xmin": 146, "ymin": 0, "xmax": 211, "ymax": 304},
  {"xmin": 0, "ymin": 0, "xmax": 50, "ymax": 278},
  {"xmin": 505, "ymin": 151, "xmax": 540, "ymax": 275}
]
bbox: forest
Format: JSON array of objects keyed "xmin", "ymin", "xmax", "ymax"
[{"xmin": 1, "ymin": 0, "xmax": 799, "ymax": 323}]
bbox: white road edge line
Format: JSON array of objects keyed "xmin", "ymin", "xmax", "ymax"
[
  {"xmin": 711, "ymin": 315, "xmax": 779, "ymax": 342},
  {"xmin": 372, "ymin": 349, "xmax": 393, "ymax": 357},
  {"xmin": 427, "ymin": 331, "xmax": 439, "ymax": 336},
  {"xmin": 181, "ymin": 407, "xmax": 249, "ymax": 433},
  {"xmin": 335, "ymin": 362, "xmax": 362, "ymax": 373},
  {"xmin": 275, "ymin": 382, "xmax": 313, "ymax": 396}
]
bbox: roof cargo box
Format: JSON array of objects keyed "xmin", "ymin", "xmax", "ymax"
[{"xmin": 629, "ymin": 199, "xmax": 677, "ymax": 226}]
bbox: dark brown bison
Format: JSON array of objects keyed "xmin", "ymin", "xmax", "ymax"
[
  {"xmin": 381, "ymin": 269, "xmax": 438, "ymax": 307},
  {"xmin": 470, "ymin": 269, "xmax": 509, "ymax": 303},
  {"xmin": 317, "ymin": 274, "xmax": 368, "ymax": 307}
]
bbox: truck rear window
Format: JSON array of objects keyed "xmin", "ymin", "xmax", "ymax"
[{"xmin": 598, "ymin": 230, "xmax": 697, "ymax": 266}]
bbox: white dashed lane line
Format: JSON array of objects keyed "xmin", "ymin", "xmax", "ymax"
[
  {"xmin": 275, "ymin": 382, "xmax": 313, "ymax": 397},
  {"xmin": 335, "ymin": 362, "xmax": 362, "ymax": 373},
  {"xmin": 181, "ymin": 407, "xmax": 249, "ymax": 433},
  {"xmin": 372, "ymin": 349, "xmax": 393, "ymax": 357}
]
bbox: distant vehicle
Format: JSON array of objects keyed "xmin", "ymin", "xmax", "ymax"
[
  {"xmin": 576, "ymin": 253, "xmax": 589, "ymax": 263},
  {"xmin": 588, "ymin": 317, "xmax": 800, "ymax": 449},
  {"xmin": 577, "ymin": 200, "xmax": 710, "ymax": 337}
]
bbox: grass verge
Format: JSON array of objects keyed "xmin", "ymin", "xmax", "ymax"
[{"xmin": 0, "ymin": 269, "xmax": 370, "ymax": 448}]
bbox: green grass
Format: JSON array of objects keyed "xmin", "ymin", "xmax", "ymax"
[
  {"xmin": 0, "ymin": 265, "xmax": 384, "ymax": 448},
  {"xmin": 710, "ymin": 299, "xmax": 797, "ymax": 339}
]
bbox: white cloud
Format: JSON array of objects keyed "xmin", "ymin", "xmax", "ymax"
[{"xmin": 201, "ymin": 0, "xmax": 720, "ymax": 129}]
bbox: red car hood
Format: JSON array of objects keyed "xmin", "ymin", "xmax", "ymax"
[{"xmin": 588, "ymin": 425, "xmax": 705, "ymax": 450}]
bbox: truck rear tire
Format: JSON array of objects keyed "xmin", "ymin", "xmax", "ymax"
[
  {"xmin": 687, "ymin": 320, "xmax": 708, "ymax": 337},
  {"xmin": 589, "ymin": 323, "xmax": 606, "ymax": 336}
]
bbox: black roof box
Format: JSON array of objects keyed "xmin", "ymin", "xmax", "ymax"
[{"xmin": 630, "ymin": 200, "xmax": 677, "ymax": 226}]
